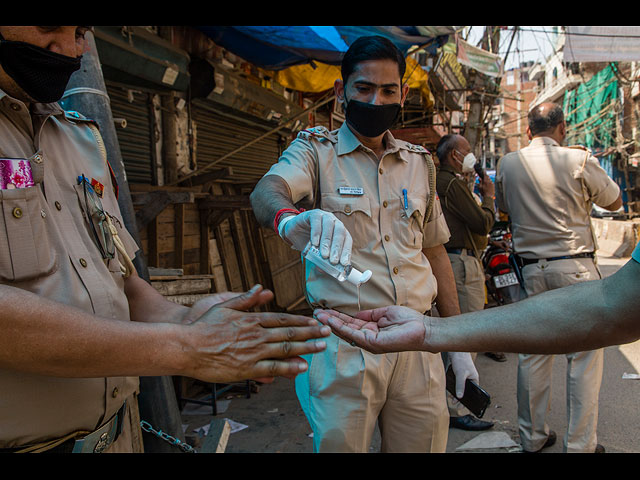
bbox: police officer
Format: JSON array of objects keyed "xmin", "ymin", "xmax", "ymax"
[
  {"xmin": 435, "ymin": 133, "xmax": 497, "ymax": 431},
  {"xmin": 250, "ymin": 35, "xmax": 478, "ymax": 453},
  {"xmin": 495, "ymin": 102, "xmax": 622, "ymax": 453},
  {"xmin": 0, "ymin": 26, "xmax": 329, "ymax": 453}
]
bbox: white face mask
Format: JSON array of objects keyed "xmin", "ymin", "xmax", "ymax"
[{"xmin": 454, "ymin": 150, "xmax": 477, "ymax": 173}]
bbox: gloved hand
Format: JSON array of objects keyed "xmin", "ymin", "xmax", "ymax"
[
  {"xmin": 278, "ymin": 209, "xmax": 353, "ymax": 266},
  {"xmin": 449, "ymin": 352, "xmax": 479, "ymax": 398}
]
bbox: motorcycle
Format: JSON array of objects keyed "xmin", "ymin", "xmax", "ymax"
[{"xmin": 482, "ymin": 221, "xmax": 522, "ymax": 306}]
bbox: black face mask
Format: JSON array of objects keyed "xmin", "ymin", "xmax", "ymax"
[
  {"xmin": 344, "ymin": 94, "xmax": 401, "ymax": 138},
  {"xmin": 0, "ymin": 34, "xmax": 82, "ymax": 103}
]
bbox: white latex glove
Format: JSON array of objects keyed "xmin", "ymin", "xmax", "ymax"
[
  {"xmin": 278, "ymin": 209, "xmax": 353, "ymax": 266},
  {"xmin": 449, "ymin": 352, "xmax": 479, "ymax": 399}
]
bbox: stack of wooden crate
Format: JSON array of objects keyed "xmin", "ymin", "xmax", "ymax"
[{"xmin": 148, "ymin": 267, "xmax": 216, "ymax": 306}]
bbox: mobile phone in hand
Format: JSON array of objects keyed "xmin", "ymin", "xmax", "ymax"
[
  {"xmin": 446, "ymin": 365, "xmax": 491, "ymax": 418},
  {"xmin": 474, "ymin": 162, "xmax": 485, "ymax": 179}
]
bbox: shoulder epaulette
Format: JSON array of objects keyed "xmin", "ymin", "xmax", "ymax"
[
  {"xmin": 407, "ymin": 143, "xmax": 430, "ymax": 154},
  {"xmin": 297, "ymin": 126, "xmax": 337, "ymax": 143},
  {"xmin": 568, "ymin": 144, "xmax": 590, "ymax": 153},
  {"xmin": 64, "ymin": 109, "xmax": 100, "ymax": 128}
]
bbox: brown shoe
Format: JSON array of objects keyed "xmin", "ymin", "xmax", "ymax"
[{"xmin": 522, "ymin": 431, "xmax": 557, "ymax": 453}]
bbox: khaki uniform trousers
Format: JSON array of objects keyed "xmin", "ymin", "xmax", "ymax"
[
  {"xmin": 517, "ymin": 257, "xmax": 603, "ymax": 453},
  {"xmin": 446, "ymin": 251, "xmax": 485, "ymax": 416},
  {"xmin": 296, "ymin": 334, "xmax": 449, "ymax": 453}
]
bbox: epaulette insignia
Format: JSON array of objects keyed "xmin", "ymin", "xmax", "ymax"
[
  {"xmin": 297, "ymin": 126, "xmax": 335, "ymax": 142},
  {"xmin": 407, "ymin": 143, "xmax": 430, "ymax": 154},
  {"xmin": 64, "ymin": 110, "xmax": 99, "ymax": 128}
]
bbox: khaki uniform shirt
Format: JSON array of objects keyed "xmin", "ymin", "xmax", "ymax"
[
  {"xmin": 265, "ymin": 123, "xmax": 450, "ymax": 316},
  {"xmin": 495, "ymin": 136, "xmax": 620, "ymax": 259},
  {"xmin": 436, "ymin": 164, "xmax": 494, "ymax": 253},
  {"xmin": 0, "ymin": 89, "xmax": 140, "ymax": 448}
]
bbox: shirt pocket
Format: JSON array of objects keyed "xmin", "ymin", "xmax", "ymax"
[
  {"xmin": 321, "ymin": 193, "xmax": 372, "ymax": 250},
  {"xmin": 0, "ymin": 185, "xmax": 58, "ymax": 282},
  {"xmin": 399, "ymin": 193, "xmax": 427, "ymax": 249}
]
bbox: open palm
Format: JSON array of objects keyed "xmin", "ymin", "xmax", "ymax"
[{"xmin": 314, "ymin": 306, "xmax": 428, "ymax": 354}]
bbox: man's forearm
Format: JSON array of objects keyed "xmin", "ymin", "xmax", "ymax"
[
  {"xmin": 250, "ymin": 175, "xmax": 296, "ymax": 229},
  {"xmin": 424, "ymin": 244, "xmax": 460, "ymax": 317},
  {"xmin": 0, "ymin": 284, "xmax": 186, "ymax": 378},
  {"xmin": 427, "ymin": 259, "xmax": 640, "ymax": 354}
]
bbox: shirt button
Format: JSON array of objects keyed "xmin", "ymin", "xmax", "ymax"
[
  {"xmin": 383, "ymin": 201, "xmax": 388, "ymax": 208},
  {"xmin": 10, "ymin": 103, "xmax": 21, "ymax": 111},
  {"xmin": 40, "ymin": 210, "xmax": 46, "ymax": 218},
  {"xmin": 112, "ymin": 387, "xmax": 119, "ymax": 398},
  {"xmin": 393, "ymin": 266, "xmax": 399, "ymax": 274},
  {"xmin": 12, "ymin": 207, "xmax": 22, "ymax": 218},
  {"xmin": 79, "ymin": 258, "xmax": 88, "ymax": 267},
  {"xmin": 33, "ymin": 153, "xmax": 43, "ymax": 164},
  {"xmin": 344, "ymin": 205, "xmax": 352, "ymax": 214},
  {"xmin": 384, "ymin": 235, "xmax": 390, "ymax": 241},
  {"xmin": 55, "ymin": 201, "xmax": 62, "ymax": 211},
  {"xmin": 379, "ymin": 168, "xmax": 384, "ymax": 174}
]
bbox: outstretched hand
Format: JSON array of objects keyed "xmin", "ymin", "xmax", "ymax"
[
  {"xmin": 184, "ymin": 285, "xmax": 330, "ymax": 383},
  {"xmin": 315, "ymin": 306, "xmax": 479, "ymax": 398},
  {"xmin": 313, "ymin": 305, "xmax": 430, "ymax": 354}
]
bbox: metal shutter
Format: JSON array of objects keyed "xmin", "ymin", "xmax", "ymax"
[
  {"xmin": 106, "ymin": 83, "xmax": 156, "ymax": 185},
  {"xmin": 191, "ymin": 100, "xmax": 284, "ymax": 184}
]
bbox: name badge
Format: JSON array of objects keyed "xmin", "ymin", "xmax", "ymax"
[{"xmin": 338, "ymin": 187, "xmax": 364, "ymax": 196}]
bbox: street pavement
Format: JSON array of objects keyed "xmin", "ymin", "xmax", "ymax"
[{"xmin": 181, "ymin": 254, "xmax": 639, "ymax": 453}]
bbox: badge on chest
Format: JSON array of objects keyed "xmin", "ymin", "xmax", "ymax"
[{"xmin": 338, "ymin": 186, "xmax": 364, "ymax": 196}]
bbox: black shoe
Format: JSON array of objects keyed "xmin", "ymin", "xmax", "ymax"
[
  {"xmin": 522, "ymin": 430, "xmax": 557, "ymax": 453},
  {"xmin": 594, "ymin": 444, "xmax": 605, "ymax": 453},
  {"xmin": 485, "ymin": 352, "xmax": 507, "ymax": 362},
  {"xmin": 449, "ymin": 414, "xmax": 494, "ymax": 431}
]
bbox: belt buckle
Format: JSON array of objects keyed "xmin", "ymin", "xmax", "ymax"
[{"xmin": 72, "ymin": 402, "xmax": 125, "ymax": 453}]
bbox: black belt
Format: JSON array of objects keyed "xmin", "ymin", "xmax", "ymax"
[
  {"xmin": 516, "ymin": 252, "xmax": 595, "ymax": 267},
  {"xmin": 446, "ymin": 247, "xmax": 475, "ymax": 257},
  {"xmin": 0, "ymin": 402, "xmax": 126, "ymax": 453}
]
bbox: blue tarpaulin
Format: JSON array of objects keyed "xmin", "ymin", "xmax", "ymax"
[{"xmin": 196, "ymin": 26, "xmax": 457, "ymax": 70}]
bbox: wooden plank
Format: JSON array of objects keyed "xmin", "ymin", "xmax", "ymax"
[
  {"xmin": 151, "ymin": 278, "xmax": 212, "ymax": 296},
  {"xmin": 133, "ymin": 191, "xmax": 195, "ymax": 231},
  {"xmin": 228, "ymin": 211, "xmax": 250, "ymax": 291},
  {"xmin": 197, "ymin": 195, "xmax": 252, "ymax": 211},
  {"xmin": 215, "ymin": 222, "xmax": 243, "ymax": 292},
  {"xmin": 148, "ymin": 215, "xmax": 159, "ymax": 267},
  {"xmin": 148, "ymin": 267, "xmax": 184, "ymax": 276},
  {"xmin": 150, "ymin": 274, "xmax": 215, "ymax": 281},
  {"xmin": 200, "ymin": 418, "xmax": 231, "ymax": 453},
  {"xmin": 200, "ymin": 213, "xmax": 210, "ymax": 275},
  {"xmin": 164, "ymin": 293, "xmax": 212, "ymax": 306},
  {"xmin": 208, "ymin": 238, "xmax": 228, "ymax": 293},
  {"xmin": 175, "ymin": 203, "xmax": 185, "ymax": 269},
  {"xmin": 187, "ymin": 166, "xmax": 233, "ymax": 186}
]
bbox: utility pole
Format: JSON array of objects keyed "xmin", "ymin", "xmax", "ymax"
[{"xmin": 464, "ymin": 26, "xmax": 501, "ymax": 156}]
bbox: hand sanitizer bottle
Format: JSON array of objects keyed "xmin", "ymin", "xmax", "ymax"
[{"xmin": 302, "ymin": 242, "xmax": 372, "ymax": 286}]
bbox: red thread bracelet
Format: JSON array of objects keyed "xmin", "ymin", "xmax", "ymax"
[{"xmin": 273, "ymin": 208, "xmax": 304, "ymax": 232}]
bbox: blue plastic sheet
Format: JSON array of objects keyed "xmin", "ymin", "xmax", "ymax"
[{"xmin": 196, "ymin": 26, "xmax": 450, "ymax": 70}]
